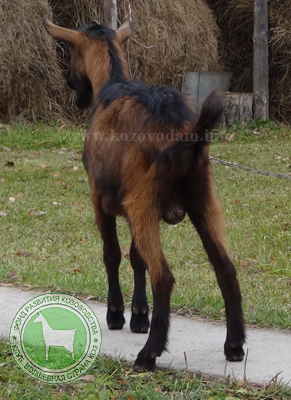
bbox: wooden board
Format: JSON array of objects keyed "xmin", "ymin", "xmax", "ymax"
[{"xmin": 221, "ymin": 93, "xmax": 253, "ymax": 126}]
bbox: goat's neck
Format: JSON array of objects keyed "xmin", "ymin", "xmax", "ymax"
[
  {"xmin": 40, "ymin": 318, "xmax": 51, "ymax": 334},
  {"xmin": 85, "ymin": 47, "xmax": 130, "ymax": 101}
]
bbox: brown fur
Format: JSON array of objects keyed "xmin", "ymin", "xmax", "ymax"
[{"xmin": 43, "ymin": 18, "xmax": 245, "ymax": 370}]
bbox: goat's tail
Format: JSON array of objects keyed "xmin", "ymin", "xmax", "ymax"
[
  {"xmin": 192, "ymin": 91, "xmax": 225, "ymax": 141},
  {"xmin": 160, "ymin": 91, "xmax": 225, "ymax": 162}
]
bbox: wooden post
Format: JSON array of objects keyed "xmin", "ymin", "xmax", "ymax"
[
  {"xmin": 253, "ymin": 0, "xmax": 269, "ymax": 120},
  {"xmin": 104, "ymin": 0, "xmax": 117, "ymax": 30}
]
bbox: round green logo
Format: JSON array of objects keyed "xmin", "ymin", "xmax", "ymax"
[{"xmin": 9, "ymin": 293, "xmax": 102, "ymax": 383}]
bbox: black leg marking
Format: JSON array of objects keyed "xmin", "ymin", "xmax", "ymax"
[
  {"xmin": 130, "ymin": 241, "xmax": 150, "ymax": 334},
  {"xmin": 188, "ymin": 211, "xmax": 245, "ymax": 361},
  {"xmin": 134, "ymin": 259, "xmax": 175, "ymax": 371},
  {"xmin": 97, "ymin": 209, "xmax": 125, "ymax": 330}
]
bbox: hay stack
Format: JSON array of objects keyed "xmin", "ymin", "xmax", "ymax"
[
  {"xmin": 0, "ymin": 0, "xmax": 223, "ymax": 121},
  {"xmin": 120, "ymin": 0, "xmax": 223, "ymax": 89},
  {"xmin": 0, "ymin": 0, "xmax": 65, "ymax": 121},
  {"xmin": 207, "ymin": 0, "xmax": 291, "ymax": 122},
  {"xmin": 52, "ymin": 0, "xmax": 223, "ymax": 90}
]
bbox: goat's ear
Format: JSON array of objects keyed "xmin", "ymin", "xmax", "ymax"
[
  {"xmin": 115, "ymin": 20, "xmax": 133, "ymax": 45},
  {"xmin": 43, "ymin": 18, "xmax": 81, "ymax": 45}
]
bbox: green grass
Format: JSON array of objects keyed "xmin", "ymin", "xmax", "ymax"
[
  {"xmin": 1, "ymin": 340, "xmax": 291, "ymax": 400},
  {"xmin": 0, "ymin": 121, "xmax": 291, "ymax": 328}
]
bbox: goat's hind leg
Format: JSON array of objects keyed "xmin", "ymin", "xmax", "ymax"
[
  {"xmin": 130, "ymin": 241, "xmax": 150, "ymax": 333},
  {"xmin": 125, "ymin": 207, "xmax": 174, "ymax": 370},
  {"xmin": 186, "ymin": 178, "xmax": 245, "ymax": 361},
  {"xmin": 93, "ymin": 194, "xmax": 125, "ymax": 330}
]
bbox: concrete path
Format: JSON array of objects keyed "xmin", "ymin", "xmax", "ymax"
[{"xmin": 0, "ymin": 286, "xmax": 290, "ymax": 387}]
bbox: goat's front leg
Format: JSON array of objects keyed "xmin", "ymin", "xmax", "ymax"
[
  {"xmin": 186, "ymin": 174, "xmax": 245, "ymax": 361},
  {"xmin": 130, "ymin": 241, "xmax": 150, "ymax": 333},
  {"xmin": 91, "ymin": 190, "xmax": 124, "ymax": 330}
]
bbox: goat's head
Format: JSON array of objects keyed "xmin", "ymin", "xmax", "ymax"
[
  {"xmin": 33, "ymin": 312, "xmax": 44, "ymax": 323},
  {"xmin": 43, "ymin": 18, "xmax": 133, "ymax": 109}
]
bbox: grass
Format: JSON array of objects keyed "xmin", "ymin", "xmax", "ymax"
[
  {"xmin": 1, "ymin": 340, "xmax": 291, "ymax": 399},
  {"xmin": 0, "ymin": 120, "xmax": 291, "ymax": 330}
]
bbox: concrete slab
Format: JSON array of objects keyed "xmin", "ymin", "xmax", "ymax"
[{"xmin": 0, "ymin": 286, "xmax": 290, "ymax": 386}]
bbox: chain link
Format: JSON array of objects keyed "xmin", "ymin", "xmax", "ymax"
[{"xmin": 209, "ymin": 157, "xmax": 291, "ymax": 181}]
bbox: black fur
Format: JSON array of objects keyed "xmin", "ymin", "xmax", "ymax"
[
  {"xmin": 68, "ymin": 67, "xmax": 93, "ymax": 110},
  {"xmin": 77, "ymin": 22, "xmax": 194, "ymax": 128},
  {"xmin": 98, "ymin": 80, "xmax": 194, "ymax": 130}
]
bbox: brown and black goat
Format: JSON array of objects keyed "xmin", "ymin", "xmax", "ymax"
[{"xmin": 43, "ymin": 18, "xmax": 245, "ymax": 370}]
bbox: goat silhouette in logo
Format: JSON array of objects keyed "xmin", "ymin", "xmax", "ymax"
[{"xmin": 34, "ymin": 312, "xmax": 76, "ymax": 362}]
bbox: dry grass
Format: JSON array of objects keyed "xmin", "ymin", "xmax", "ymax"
[
  {"xmin": 120, "ymin": 0, "xmax": 223, "ymax": 89},
  {"xmin": 0, "ymin": 0, "xmax": 65, "ymax": 121},
  {"xmin": 0, "ymin": 0, "xmax": 222, "ymax": 121},
  {"xmin": 207, "ymin": 0, "xmax": 291, "ymax": 122}
]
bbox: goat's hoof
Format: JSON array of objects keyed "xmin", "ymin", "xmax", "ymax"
[
  {"xmin": 107, "ymin": 309, "xmax": 125, "ymax": 330},
  {"xmin": 130, "ymin": 312, "xmax": 150, "ymax": 333},
  {"xmin": 134, "ymin": 354, "xmax": 156, "ymax": 371},
  {"xmin": 224, "ymin": 341, "xmax": 245, "ymax": 362}
]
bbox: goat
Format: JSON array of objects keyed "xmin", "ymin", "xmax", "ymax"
[
  {"xmin": 43, "ymin": 18, "xmax": 245, "ymax": 371},
  {"xmin": 34, "ymin": 312, "xmax": 76, "ymax": 362}
]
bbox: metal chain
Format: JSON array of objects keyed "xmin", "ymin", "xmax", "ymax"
[{"xmin": 209, "ymin": 157, "xmax": 291, "ymax": 181}]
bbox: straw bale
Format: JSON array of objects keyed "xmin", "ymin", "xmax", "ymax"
[
  {"xmin": 207, "ymin": 0, "xmax": 291, "ymax": 122},
  {"xmin": 52, "ymin": 0, "xmax": 223, "ymax": 90},
  {"xmin": 120, "ymin": 0, "xmax": 223, "ymax": 89},
  {"xmin": 0, "ymin": 0, "xmax": 223, "ymax": 121},
  {"xmin": 0, "ymin": 0, "xmax": 66, "ymax": 121}
]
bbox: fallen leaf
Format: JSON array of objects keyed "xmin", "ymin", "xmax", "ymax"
[
  {"xmin": 8, "ymin": 270, "xmax": 17, "ymax": 279},
  {"xmin": 2, "ymin": 146, "xmax": 11, "ymax": 152},
  {"xmin": 119, "ymin": 380, "xmax": 129, "ymax": 385},
  {"xmin": 248, "ymin": 306, "xmax": 257, "ymax": 313},
  {"xmin": 6, "ymin": 161, "xmax": 14, "ymax": 167},
  {"xmin": 128, "ymin": 396, "xmax": 136, "ymax": 400},
  {"xmin": 84, "ymin": 295, "xmax": 96, "ymax": 301},
  {"xmin": 237, "ymin": 379, "xmax": 245, "ymax": 387},
  {"xmin": 54, "ymin": 172, "xmax": 60, "ymax": 178},
  {"xmin": 15, "ymin": 251, "xmax": 33, "ymax": 257},
  {"xmin": 9, "ymin": 197, "xmax": 15, "ymax": 202},
  {"xmin": 53, "ymin": 202, "xmax": 61, "ymax": 206},
  {"xmin": 80, "ymin": 374, "xmax": 95, "ymax": 382},
  {"xmin": 241, "ymin": 260, "xmax": 251, "ymax": 269},
  {"xmin": 0, "ymin": 363, "xmax": 5, "ymax": 367},
  {"xmin": 73, "ymin": 166, "xmax": 80, "ymax": 171},
  {"xmin": 0, "ymin": 211, "xmax": 8, "ymax": 216},
  {"xmin": 77, "ymin": 150, "xmax": 83, "ymax": 155},
  {"xmin": 122, "ymin": 246, "xmax": 130, "ymax": 259},
  {"xmin": 74, "ymin": 269, "xmax": 81, "ymax": 274},
  {"xmin": 34, "ymin": 211, "xmax": 46, "ymax": 216},
  {"xmin": 0, "ymin": 178, "xmax": 5, "ymax": 182},
  {"xmin": 78, "ymin": 178, "xmax": 85, "ymax": 183},
  {"xmin": 0, "ymin": 282, "xmax": 12, "ymax": 287},
  {"xmin": 226, "ymin": 132, "xmax": 235, "ymax": 141},
  {"xmin": 123, "ymin": 290, "xmax": 133, "ymax": 297}
]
